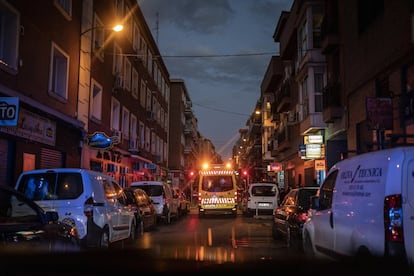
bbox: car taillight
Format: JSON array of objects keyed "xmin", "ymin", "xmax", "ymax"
[
  {"xmin": 84, "ymin": 196, "xmax": 94, "ymax": 217},
  {"xmin": 295, "ymin": 211, "xmax": 308, "ymax": 224},
  {"xmin": 384, "ymin": 194, "xmax": 403, "ymax": 242}
]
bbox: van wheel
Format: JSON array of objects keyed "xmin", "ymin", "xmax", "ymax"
[
  {"xmin": 303, "ymin": 230, "xmax": 314, "ymax": 258},
  {"xmin": 98, "ymin": 227, "xmax": 110, "ymax": 249}
]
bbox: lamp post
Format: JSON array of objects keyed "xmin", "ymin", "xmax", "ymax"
[{"xmin": 77, "ymin": 22, "xmax": 123, "ymax": 169}]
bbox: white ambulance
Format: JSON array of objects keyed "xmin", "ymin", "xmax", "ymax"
[{"xmin": 302, "ymin": 147, "xmax": 414, "ymax": 265}]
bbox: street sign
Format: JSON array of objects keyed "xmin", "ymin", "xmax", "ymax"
[{"xmin": 0, "ymin": 97, "xmax": 19, "ymax": 126}]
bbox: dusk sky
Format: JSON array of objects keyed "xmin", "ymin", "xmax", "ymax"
[{"xmin": 139, "ymin": 0, "xmax": 293, "ymax": 161}]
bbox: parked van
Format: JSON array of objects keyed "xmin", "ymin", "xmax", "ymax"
[
  {"xmin": 14, "ymin": 168, "xmax": 136, "ymax": 249},
  {"xmin": 130, "ymin": 181, "xmax": 179, "ymax": 224},
  {"xmin": 243, "ymin": 182, "xmax": 279, "ymax": 217},
  {"xmin": 302, "ymin": 147, "xmax": 414, "ymax": 265}
]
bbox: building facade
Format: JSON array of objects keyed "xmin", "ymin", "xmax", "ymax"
[{"xmin": 235, "ymin": 0, "xmax": 414, "ymax": 194}]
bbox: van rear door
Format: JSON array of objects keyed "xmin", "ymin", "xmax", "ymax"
[{"xmin": 404, "ymin": 159, "xmax": 414, "ymax": 265}]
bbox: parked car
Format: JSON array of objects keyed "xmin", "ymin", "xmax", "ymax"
[
  {"xmin": 173, "ymin": 188, "xmax": 190, "ymax": 216},
  {"xmin": 14, "ymin": 168, "xmax": 136, "ymax": 249},
  {"xmin": 242, "ymin": 182, "xmax": 279, "ymax": 217},
  {"xmin": 124, "ymin": 187, "xmax": 157, "ymax": 234},
  {"xmin": 272, "ymin": 186, "xmax": 319, "ymax": 250},
  {"xmin": 0, "ymin": 184, "xmax": 79, "ymax": 253},
  {"xmin": 130, "ymin": 181, "xmax": 179, "ymax": 224}
]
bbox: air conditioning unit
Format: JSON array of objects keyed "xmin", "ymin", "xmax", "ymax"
[{"xmin": 112, "ymin": 129, "xmax": 122, "ymax": 143}]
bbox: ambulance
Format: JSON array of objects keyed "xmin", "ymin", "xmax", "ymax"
[{"xmin": 197, "ymin": 163, "xmax": 238, "ymax": 217}]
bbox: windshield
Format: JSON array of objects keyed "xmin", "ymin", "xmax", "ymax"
[
  {"xmin": 201, "ymin": 176, "xmax": 234, "ymax": 192},
  {"xmin": 134, "ymin": 185, "xmax": 163, "ymax": 197},
  {"xmin": 251, "ymin": 185, "xmax": 277, "ymax": 197}
]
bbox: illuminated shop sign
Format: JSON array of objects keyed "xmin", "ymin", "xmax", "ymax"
[{"xmin": 304, "ymin": 135, "xmax": 323, "ymax": 144}]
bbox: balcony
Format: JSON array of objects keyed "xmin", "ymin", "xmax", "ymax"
[
  {"xmin": 300, "ymin": 113, "xmax": 326, "ymax": 135},
  {"xmin": 184, "ymin": 100, "xmax": 192, "ymax": 116},
  {"xmin": 275, "ymin": 79, "xmax": 295, "ymax": 113}
]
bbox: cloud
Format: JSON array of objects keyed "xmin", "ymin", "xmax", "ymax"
[
  {"xmin": 140, "ymin": 0, "xmax": 234, "ymax": 34},
  {"xmin": 139, "ymin": 0, "xmax": 293, "ymax": 159}
]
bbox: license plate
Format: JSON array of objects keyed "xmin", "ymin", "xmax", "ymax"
[{"xmin": 258, "ymin": 202, "xmax": 270, "ymax": 207}]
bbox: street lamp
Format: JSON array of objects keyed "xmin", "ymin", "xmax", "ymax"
[{"xmin": 80, "ymin": 23, "xmax": 123, "ymax": 36}]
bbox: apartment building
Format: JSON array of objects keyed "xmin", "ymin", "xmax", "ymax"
[
  {"xmin": 0, "ymin": 0, "xmax": 84, "ymax": 185},
  {"xmin": 78, "ymin": 0, "xmax": 171, "ymax": 186},
  {"xmin": 237, "ymin": 0, "xmax": 414, "ymax": 192},
  {"xmin": 169, "ymin": 79, "xmax": 199, "ymax": 191},
  {"xmin": 0, "ymin": 0, "xmax": 173, "ymax": 187}
]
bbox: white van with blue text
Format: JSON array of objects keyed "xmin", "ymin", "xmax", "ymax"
[{"xmin": 302, "ymin": 147, "xmax": 414, "ymax": 265}]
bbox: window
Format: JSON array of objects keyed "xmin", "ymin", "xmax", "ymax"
[
  {"xmin": 145, "ymin": 126, "xmax": 151, "ymax": 151},
  {"xmin": 93, "ymin": 15, "xmax": 105, "ymax": 60},
  {"xmin": 140, "ymin": 38, "xmax": 147, "ymax": 67},
  {"xmin": 90, "ymin": 79, "xmax": 103, "ymax": 121},
  {"xmin": 202, "ymin": 176, "xmax": 233, "ymax": 192},
  {"xmin": 301, "ymin": 76, "xmax": 309, "ymax": 117},
  {"xmin": 122, "ymin": 107, "xmax": 130, "ymax": 137},
  {"xmin": 318, "ymin": 170, "xmax": 338, "ymax": 210},
  {"xmin": 114, "ymin": 0, "xmax": 124, "ymax": 20},
  {"xmin": 130, "ymin": 114, "xmax": 137, "ymax": 142},
  {"xmin": 147, "ymin": 51, "xmax": 153, "ymax": 75},
  {"xmin": 49, "ymin": 43, "xmax": 69, "ymax": 99},
  {"xmin": 111, "ymin": 98, "xmax": 121, "ymax": 130},
  {"xmin": 113, "ymin": 43, "xmax": 122, "ymax": 75},
  {"xmin": 139, "ymin": 121, "xmax": 145, "ymax": 149},
  {"xmin": 140, "ymin": 81, "xmax": 146, "ymax": 107},
  {"xmin": 124, "ymin": 57, "xmax": 131, "ymax": 91},
  {"xmin": 133, "ymin": 23, "xmax": 140, "ymax": 51},
  {"xmin": 124, "ymin": 4, "xmax": 133, "ymax": 42},
  {"xmin": 132, "ymin": 68, "xmax": 139, "ymax": 99},
  {"xmin": 146, "ymin": 88, "xmax": 152, "ymax": 110},
  {"xmin": 151, "ymin": 132, "xmax": 156, "ymax": 154},
  {"xmin": 17, "ymin": 172, "xmax": 82, "ymax": 201},
  {"xmin": 314, "ymin": 73, "xmax": 324, "ymax": 112},
  {"xmin": 0, "ymin": 1, "xmax": 19, "ymax": 71},
  {"xmin": 298, "ymin": 20, "xmax": 307, "ymax": 58},
  {"xmin": 54, "ymin": 0, "xmax": 72, "ymax": 19},
  {"xmin": 312, "ymin": 6, "xmax": 323, "ymax": 48}
]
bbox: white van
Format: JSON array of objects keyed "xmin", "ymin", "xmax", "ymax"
[
  {"xmin": 14, "ymin": 168, "xmax": 136, "ymax": 249},
  {"xmin": 130, "ymin": 181, "xmax": 179, "ymax": 224},
  {"xmin": 302, "ymin": 147, "xmax": 414, "ymax": 265},
  {"xmin": 243, "ymin": 182, "xmax": 279, "ymax": 217}
]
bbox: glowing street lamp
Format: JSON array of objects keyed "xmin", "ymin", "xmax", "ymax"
[{"xmin": 80, "ymin": 23, "xmax": 124, "ymax": 36}]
